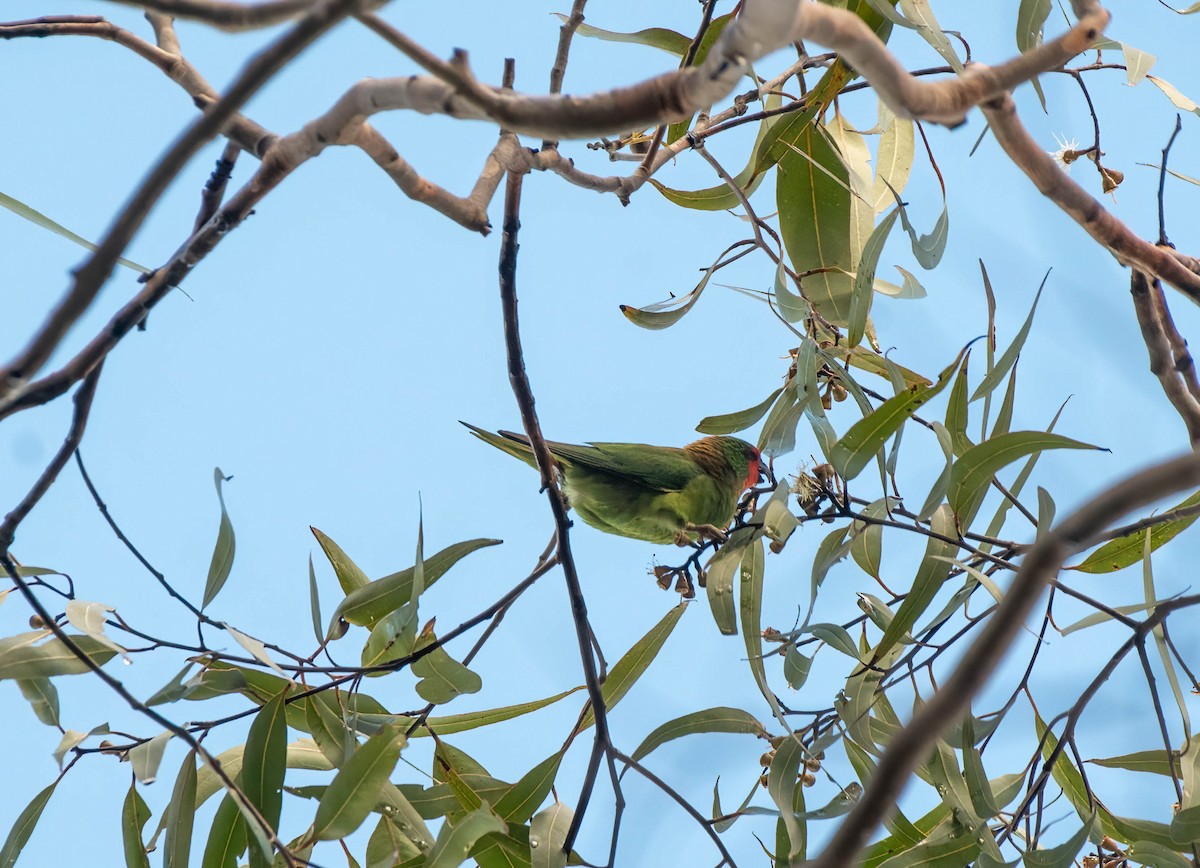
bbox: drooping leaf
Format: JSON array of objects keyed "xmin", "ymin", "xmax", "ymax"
[
  {"xmin": 16, "ymin": 677, "xmax": 60, "ymax": 727},
  {"xmin": 201, "ymin": 795, "xmax": 246, "ymax": 868},
  {"xmin": 620, "ymin": 256, "xmax": 716, "ymax": 330},
  {"xmin": 121, "ymin": 782, "xmax": 153, "ymax": 868},
  {"xmin": 242, "ymin": 690, "xmax": 289, "ymax": 865},
  {"xmin": 129, "ymin": 731, "xmax": 174, "ymax": 784},
  {"xmin": 705, "ymin": 529, "xmax": 753, "ymax": 635},
  {"xmin": 831, "ymin": 345, "xmax": 969, "ymax": 481},
  {"xmin": 768, "ymin": 737, "xmax": 807, "ymax": 863},
  {"xmin": 0, "ymin": 190, "xmax": 149, "ymax": 272},
  {"xmin": 202, "ymin": 469, "xmax": 236, "ymax": 609},
  {"xmin": 580, "ymin": 603, "xmax": 686, "ymax": 731},
  {"xmin": 0, "ymin": 781, "xmax": 58, "ymax": 868},
  {"xmin": 550, "ymin": 15, "xmax": 690, "ymax": 55},
  {"xmin": 871, "ymin": 505, "xmax": 957, "ymax": 663},
  {"xmin": 631, "ymin": 707, "xmax": 768, "ymax": 762},
  {"xmin": 848, "ymin": 207, "xmax": 901, "ymax": 348},
  {"xmin": 970, "ymin": 271, "xmax": 1048, "ymax": 402},
  {"xmin": 314, "ymin": 724, "xmax": 404, "ymax": 841},
  {"xmin": 164, "ymin": 751, "xmax": 198, "ymax": 868},
  {"xmin": 778, "ymin": 121, "xmax": 856, "ymax": 325}
]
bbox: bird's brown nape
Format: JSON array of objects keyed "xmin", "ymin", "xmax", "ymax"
[{"xmin": 684, "ymin": 436, "xmax": 756, "ymax": 488}]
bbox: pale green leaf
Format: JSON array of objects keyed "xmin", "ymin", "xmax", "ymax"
[{"xmin": 202, "ymin": 469, "xmax": 236, "ymax": 609}]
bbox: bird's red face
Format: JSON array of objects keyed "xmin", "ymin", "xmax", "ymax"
[{"xmin": 743, "ymin": 446, "xmax": 763, "ymax": 490}]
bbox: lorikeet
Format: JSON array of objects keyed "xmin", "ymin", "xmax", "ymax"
[{"xmin": 462, "ymin": 423, "xmax": 762, "ymax": 544}]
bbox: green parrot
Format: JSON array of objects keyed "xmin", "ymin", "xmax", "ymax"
[{"xmin": 462, "ymin": 422, "xmax": 762, "ymax": 544}]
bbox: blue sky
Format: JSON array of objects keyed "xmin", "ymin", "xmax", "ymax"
[{"xmin": 4, "ymin": 1, "xmax": 1200, "ymax": 865}]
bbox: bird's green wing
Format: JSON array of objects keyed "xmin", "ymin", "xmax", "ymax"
[{"xmin": 545, "ymin": 441, "xmax": 700, "ymax": 492}]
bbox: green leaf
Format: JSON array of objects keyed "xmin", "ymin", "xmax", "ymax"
[
  {"xmin": 0, "ymin": 632, "xmax": 118, "ymax": 679},
  {"xmin": 312, "ymin": 526, "xmax": 369, "ymax": 594},
  {"xmin": 704, "ymin": 529, "xmax": 753, "ymax": 635},
  {"xmin": 1036, "ymin": 714, "xmax": 1180, "ymax": 850},
  {"xmin": 423, "ymin": 806, "xmax": 507, "ymax": 868},
  {"xmin": 872, "ymin": 114, "xmax": 914, "ymax": 211},
  {"xmin": 654, "ymin": 90, "xmax": 781, "ymax": 210},
  {"xmin": 0, "ymin": 190, "xmax": 150, "ymax": 273},
  {"xmin": 970, "ymin": 272, "xmax": 1047, "ymax": 402},
  {"xmin": 332, "ymin": 539, "xmax": 501, "ymax": 629},
  {"xmin": 768, "ymin": 737, "xmax": 807, "ymax": 863},
  {"xmin": 784, "ymin": 647, "xmax": 812, "ymax": 689},
  {"xmin": 0, "ymin": 781, "xmax": 57, "ymax": 868},
  {"xmin": 1075, "ymin": 490, "xmax": 1200, "ymax": 573},
  {"xmin": 16, "ymin": 677, "xmax": 60, "ymax": 727},
  {"xmin": 778, "ymin": 121, "xmax": 856, "ymax": 325},
  {"xmin": 850, "ymin": 497, "xmax": 897, "ymax": 581},
  {"xmin": 366, "ymin": 815, "xmax": 423, "ymax": 868},
  {"xmin": 697, "ymin": 388, "xmax": 784, "ymax": 435},
  {"xmin": 848, "ymin": 207, "xmax": 901, "ymax": 348},
  {"xmin": 395, "ymin": 689, "xmax": 584, "ymax": 739},
  {"xmin": 1023, "ymin": 812, "xmax": 1096, "ymax": 867},
  {"xmin": 201, "ymin": 469, "xmax": 236, "ymax": 609},
  {"xmin": 146, "ymin": 662, "xmax": 195, "ymax": 707},
  {"xmin": 831, "ymin": 345, "xmax": 968, "ymax": 481},
  {"xmin": 1088, "ymin": 749, "xmax": 1175, "ymax": 776},
  {"xmin": 411, "ymin": 632, "xmax": 483, "ymax": 705},
  {"xmin": 308, "ymin": 554, "xmax": 323, "ymax": 646},
  {"xmin": 822, "ymin": 345, "xmax": 932, "ymax": 389},
  {"xmin": 949, "ymin": 431, "xmax": 1105, "ymax": 526},
  {"xmin": 620, "ymin": 257, "xmax": 715, "ymax": 330},
  {"xmin": 1015, "ymin": 0, "xmax": 1051, "ymax": 107},
  {"xmin": 1172, "ymin": 804, "xmax": 1200, "ymax": 844},
  {"xmin": 530, "ymin": 802, "xmax": 573, "ymax": 868},
  {"xmin": 201, "ymin": 795, "xmax": 246, "ymax": 868},
  {"xmin": 1128, "ymin": 840, "xmax": 1195, "ymax": 867},
  {"xmin": 314, "ymin": 724, "xmax": 404, "ymax": 841},
  {"xmin": 122, "ymin": 782, "xmax": 153, "ymax": 868},
  {"xmin": 632, "ymin": 707, "xmax": 768, "ymax": 763},
  {"xmin": 808, "ymin": 623, "xmax": 858, "ymax": 658},
  {"xmin": 580, "ymin": 604, "xmax": 685, "ymax": 731},
  {"xmin": 551, "ymin": 15, "xmax": 690, "ymax": 55},
  {"xmin": 871, "ymin": 505, "xmax": 957, "ymax": 663},
  {"xmin": 164, "ymin": 751, "xmax": 198, "ymax": 868},
  {"xmin": 129, "ymin": 731, "xmax": 174, "ymax": 784},
  {"xmin": 243, "ymin": 690, "xmax": 288, "ymax": 866},
  {"xmin": 361, "ymin": 603, "xmax": 419, "ymax": 672},
  {"xmin": 305, "ymin": 691, "xmax": 350, "ymax": 768},
  {"xmin": 876, "ymin": 827, "xmax": 981, "ymax": 868},
  {"xmin": 1147, "ymin": 75, "xmax": 1200, "ymax": 118},
  {"xmin": 493, "ymin": 752, "xmax": 564, "ymax": 824}
]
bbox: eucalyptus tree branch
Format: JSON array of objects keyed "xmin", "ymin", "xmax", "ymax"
[
  {"xmin": 0, "ymin": 367, "xmax": 103, "ymax": 551},
  {"xmin": 1131, "ymin": 270, "xmax": 1200, "ymax": 446},
  {"xmin": 812, "ymin": 451, "xmax": 1200, "ymax": 868},
  {"xmin": 103, "ymin": 0, "xmax": 325, "ymax": 30},
  {"xmin": 495, "ymin": 149, "xmax": 614, "ymax": 857},
  {"xmin": 981, "ymin": 94, "xmax": 1200, "ymax": 304},
  {"xmin": 0, "ymin": 0, "xmax": 371, "ymax": 406},
  {"xmin": 2, "ymin": 0, "xmax": 1124, "ymax": 402}
]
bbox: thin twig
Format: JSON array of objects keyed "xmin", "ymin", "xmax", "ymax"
[{"xmin": 495, "ymin": 150, "xmax": 613, "ymax": 856}]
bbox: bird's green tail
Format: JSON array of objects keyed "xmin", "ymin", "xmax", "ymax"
[{"xmin": 460, "ymin": 422, "xmax": 539, "ymax": 469}]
